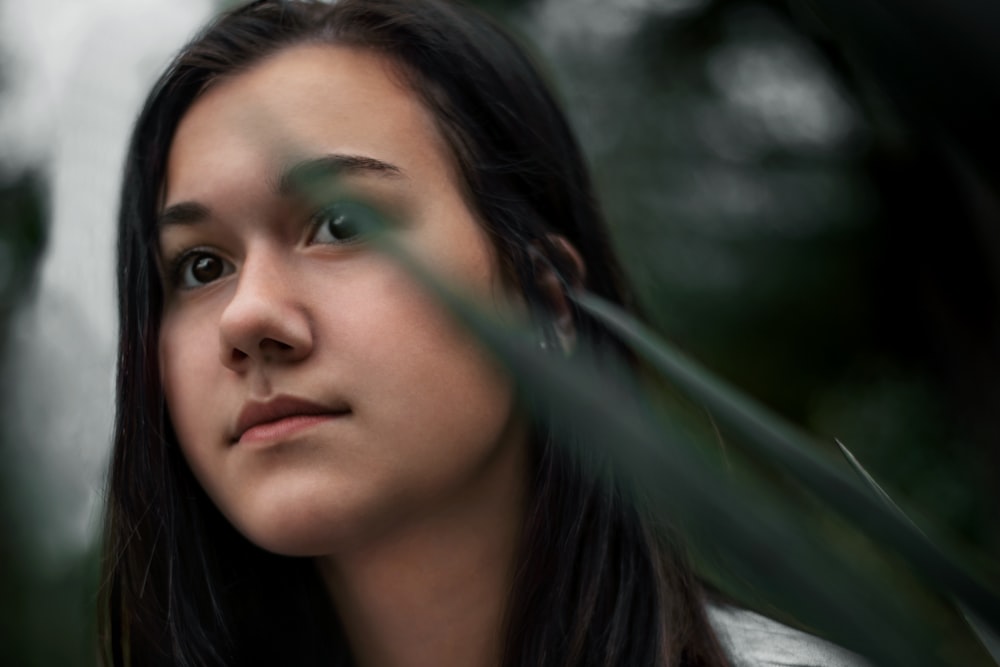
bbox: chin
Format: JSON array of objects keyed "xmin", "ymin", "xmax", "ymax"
[
  {"xmin": 235, "ymin": 512, "xmax": 349, "ymax": 557},
  {"xmin": 225, "ymin": 484, "xmax": 389, "ymax": 558}
]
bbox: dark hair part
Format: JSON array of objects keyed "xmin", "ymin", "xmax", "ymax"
[{"xmin": 102, "ymin": 1, "xmax": 730, "ymax": 665}]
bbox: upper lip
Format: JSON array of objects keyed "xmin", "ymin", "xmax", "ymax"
[{"xmin": 233, "ymin": 394, "xmax": 350, "ymax": 443}]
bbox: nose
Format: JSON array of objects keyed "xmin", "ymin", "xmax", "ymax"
[{"xmin": 218, "ymin": 249, "xmax": 313, "ymax": 371}]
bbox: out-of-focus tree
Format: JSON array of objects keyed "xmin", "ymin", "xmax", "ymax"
[{"xmin": 0, "ymin": 172, "xmax": 98, "ymax": 665}]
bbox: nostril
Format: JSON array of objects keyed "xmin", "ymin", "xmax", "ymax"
[
  {"xmin": 259, "ymin": 338, "xmax": 293, "ymax": 352},
  {"xmin": 231, "ymin": 349, "xmax": 249, "ymax": 363}
]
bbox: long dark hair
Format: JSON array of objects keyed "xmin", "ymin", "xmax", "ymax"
[{"xmin": 101, "ymin": 1, "xmax": 730, "ymax": 665}]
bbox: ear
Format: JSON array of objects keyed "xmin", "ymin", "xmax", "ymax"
[{"xmin": 533, "ymin": 235, "xmax": 585, "ymax": 353}]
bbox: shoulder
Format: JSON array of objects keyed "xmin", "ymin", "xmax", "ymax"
[{"xmin": 706, "ymin": 604, "xmax": 874, "ymax": 667}]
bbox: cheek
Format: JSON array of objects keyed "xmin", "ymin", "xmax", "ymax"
[
  {"xmin": 158, "ymin": 310, "xmax": 222, "ymax": 458},
  {"xmin": 340, "ymin": 252, "xmax": 524, "ymax": 491},
  {"xmin": 376, "ymin": 307, "xmax": 514, "ymax": 438}
]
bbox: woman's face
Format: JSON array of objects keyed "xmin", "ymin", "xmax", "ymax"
[{"xmin": 157, "ymin": 44, "xmax": 529, "ymax": 556}]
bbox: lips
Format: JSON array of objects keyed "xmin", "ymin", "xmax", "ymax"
[{"xmin": 233, "ymin": 395, "xmax": 350, "ymax": 444}]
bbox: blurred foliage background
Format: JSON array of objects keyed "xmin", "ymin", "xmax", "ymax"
[{"xmin": 1, "ymin": 0, "xmax": 997, "ymax": 664}]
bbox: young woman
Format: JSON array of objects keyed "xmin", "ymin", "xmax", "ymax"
[{"xmin": 100, "ymin": 1, "xmax": 869, "ymax": 665}]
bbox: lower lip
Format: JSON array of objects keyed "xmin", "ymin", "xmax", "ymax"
[{"xmin": 237, "ymin": 414, "xmax": 344, "ymax": 446}]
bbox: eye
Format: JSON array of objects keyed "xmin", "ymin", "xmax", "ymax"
[
  {"xmin": 172, "ymin": 250, "xmax": 235, "ymax": 289},
  {"xmin": 309, "ymin": 202, "xmax": 372, "ymax": 245}
]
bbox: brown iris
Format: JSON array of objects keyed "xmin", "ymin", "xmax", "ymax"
[{"xmin": 191, "ymin": 254, "xmax": 224, "ymax": 284}]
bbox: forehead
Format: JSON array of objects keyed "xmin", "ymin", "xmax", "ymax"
[{"xmin": 163, "ymin": 43, "xmax": 450, "ymax": 206}]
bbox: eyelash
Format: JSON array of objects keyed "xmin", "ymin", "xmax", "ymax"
[{"xmin": 163, "ymin": 202, "xmax": 374, "ymax": 290}]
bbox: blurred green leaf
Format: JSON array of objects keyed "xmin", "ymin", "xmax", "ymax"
[
  {"xmin": 365, "ymin": 219, "xmax": 989, "ymax": 664},
  {"xmin": 837, "ymin": 439, "xmax": 1000, "ymax": 665},
  {"xmin": 573, "ymin": 291, "xmax": 1000, "ymax": 631}
]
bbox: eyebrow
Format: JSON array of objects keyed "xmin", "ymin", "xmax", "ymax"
[
  {"xmin": 156, "ymin": 153, "xmax": 405, "ymax": 230},
  {"xmin": 279, "ymin": 153, "xmax": 404, "ymax": 197}
]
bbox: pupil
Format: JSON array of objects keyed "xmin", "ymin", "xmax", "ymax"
[
  {"xmin": 328, "ymin": 213, "xmax": 355, "ymax": 239},
  {"xmin": 192, "ymin": 255, "xmax": 220, "ymax": 283}
]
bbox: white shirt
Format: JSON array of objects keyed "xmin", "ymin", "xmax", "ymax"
[{"xmin": 709, "ymin": 605, "xmax": 874, "ymax": 667}]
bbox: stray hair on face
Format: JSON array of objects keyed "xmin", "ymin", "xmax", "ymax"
[{"xmin": 101, "ymin": 1, "xmax": 732, "ymax": 665}]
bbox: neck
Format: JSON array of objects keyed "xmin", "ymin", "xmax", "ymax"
[{"xmin": 317, "ymin": 434, "xmax": 529, "ymax": 667}]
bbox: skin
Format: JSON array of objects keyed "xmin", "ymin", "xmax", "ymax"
[{"xmin": 158, "ymin": 44, "xmax": 532, "ymax": 667}]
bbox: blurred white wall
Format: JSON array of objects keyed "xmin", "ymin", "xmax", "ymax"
[{"xmin": 0, "ymin": 0, "xmax": 211, "ymax": 569}]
